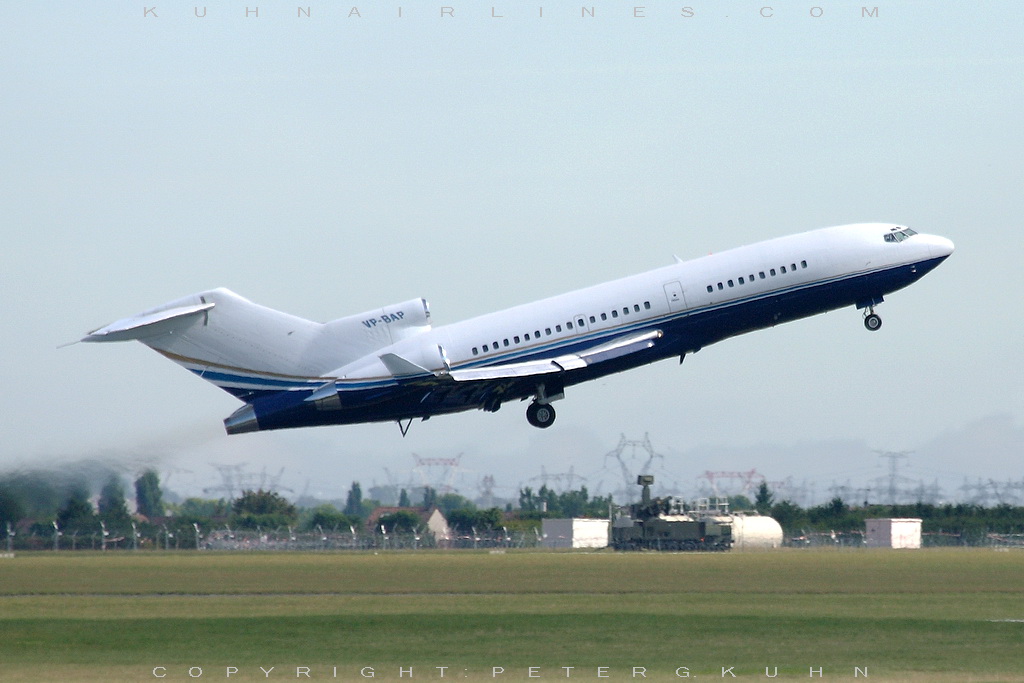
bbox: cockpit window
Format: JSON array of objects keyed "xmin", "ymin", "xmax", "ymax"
[{"xmin": 884, "ymin": 227, "xmax": 918, "ymax": 243}]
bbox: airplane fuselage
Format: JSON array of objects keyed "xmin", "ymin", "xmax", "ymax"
[
  {"xmin": 228, "ymin": 223, "xmax": 953, "ymax": 433},
  {"xmin": 82, "ymin": 223, "xmax": 953, "ymax": 434}
]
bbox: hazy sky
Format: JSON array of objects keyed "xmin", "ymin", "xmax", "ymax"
[{"xmin": 2, "ymin": 2, "xmax": 1021, "ymax": 505}]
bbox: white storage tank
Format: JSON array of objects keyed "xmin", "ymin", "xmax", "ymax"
[
  {"xmin": 727, "ymin": 514, "xmax": 784, "ymax": 549},
  {"xmin": 865, "ymin": 518, "xmax": 922, "ymax": 549},
  {"xmin": 541, "ymin": 518, "xmax": 610, "ymax": 549}
]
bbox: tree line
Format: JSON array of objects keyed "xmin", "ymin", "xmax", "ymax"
[
  {"xmin": 3, "ymin": 468, "xmax": 1023, "ymax": 550},
  {"xmin": 0, "ymin": 466, "xmax": 623, "ymax": 550}
]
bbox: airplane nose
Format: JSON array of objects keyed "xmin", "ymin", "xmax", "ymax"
[{"xmin": 929, "ymin": 235, "xmax": 955, "ymax": 259}]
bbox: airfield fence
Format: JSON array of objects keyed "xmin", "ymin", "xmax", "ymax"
[
  {"xmin": 201, "ymin": 528, "xmax": 539, "ymax": 551},
  {"xmin": 789, "ymin": 530, "xmax": 1024, "ymax": 548},
  {"xmin": 12, "ymin": 528, "xmax": 1024, "ymax": 552},
  {"xmin": 10, "ymin": 528, "xmax": 543, "ymax": 551}
]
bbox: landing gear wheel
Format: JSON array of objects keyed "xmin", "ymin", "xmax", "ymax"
[
  {"xmin": 864, "ymin": 313, "xmax": 882, "ymax": 332},
  {"xmin": 526, "ymin": 402, "xmax": 556, "ymax": 429}
]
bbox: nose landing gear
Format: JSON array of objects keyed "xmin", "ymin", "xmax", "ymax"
[
  {"xmin": 858, "ymin": 296, "xmax": 885, "ymax": 332},
  {"xmin": 863, "ymin": 309, "xmax": 882, "ymax": 331}
]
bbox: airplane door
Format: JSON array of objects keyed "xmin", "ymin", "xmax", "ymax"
[{"xmin": 663, "ymin": 281, "xmax": 687, "ymax": 312}]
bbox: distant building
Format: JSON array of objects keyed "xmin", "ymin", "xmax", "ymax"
[
  {"xmin": 541, "ymin": 518, "xmax": 610, "ymax": 549},
  {"xmin": 865, "ymin": 518, "xmax": 922, "ymax": 549},
  {"xmin": 366, "ymin": 507, "xmax": 451, "ymax": 542}
]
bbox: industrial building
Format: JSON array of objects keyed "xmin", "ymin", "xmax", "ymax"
[
  {"xmin": 865, "ymin": 518, "xmax": 923, "ymax": 548},
  {"xmin": 541, "ymin": 518, "xmax": 610, "ymax": 549}
]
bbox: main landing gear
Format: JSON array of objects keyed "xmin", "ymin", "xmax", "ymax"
[
  {"xmin": 526, "ymin": 382, "xmax": 562, "ymax": 428},
  {"xmin": 526, "ymin": 401, "xmax": 556, "ymax": 429}
]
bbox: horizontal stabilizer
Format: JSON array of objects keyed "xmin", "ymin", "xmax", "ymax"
[{"xmin": 82, "ymin": 302, "xmax": 215, "ymax": 343}]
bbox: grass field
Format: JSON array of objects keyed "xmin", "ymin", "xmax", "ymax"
[{"xmin": 1, "ymin": 549, "xmax": 1022, "ymax": 682}]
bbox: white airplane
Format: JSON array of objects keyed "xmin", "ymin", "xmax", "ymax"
[{"xmin": 83, "ymin": 223, "xmax": 953, "ymax": 435}]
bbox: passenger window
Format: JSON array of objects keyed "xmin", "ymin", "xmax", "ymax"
[
  {"xmin": 590, "ymin": 316, "xmax": 596, "ymax": 324},
  {"xmin": 781, "ymin": 266, "xmax": 787, "ymax": 274},
  {"xmin": 578, "ymin": 318, "xmax": 585, "ymax": 327},
  {"xmin": 612, "ymin": 310, "xmax": 619, "ymax": 318},
  {"xmin": 801, "ymin": 260, "xmax": 807, "ymax": 268},
  {"xmin": 749, "ymin": 274, "xmax": 755, "ymax": 282},
  {"xmin": 621, "ymin": 308, "xmax": 628, "ymax": 316},
  {"xmin": 601, "ymin": 313, "xmax": 608, "ymax": 321},
  {"xmin": 644, "ymin": 301, "xmax": 651, "ymax": 309},
  {"xmin": 503, "ymin": 339, "xmax": 510, "ymax": 347},
  {"xmin": 524, "ymin": 333, "xmax": 531, "ymax": 341},
  {"xmin": 567, "ymin": 322, "xmax": 573, "ymax": 330},
  {"xmin": 759, "ymin": 272, "xmax": 765, "ymax": 279},
  {"xmin": 738, "ymin": 277, "xmax": 745, "ymax": 285},
  {"xmin": 790, "ymin": 263, "xmax": 797, "ymax": 271},
  {"xmin": 770, "ymin": 269, "xmax": 776, "ymax": 276},
  {"xmin": 555, "ymin": 325, "xmax": 562, "ymax": 333},
  {"xmin": 728, "ymin": 280, "xmax": 734, "ymax": 288},
  {"xmin": 514, "ymin": 336, "xmax": 520, "ymax": 344},
  {"xmin": 718, "ymin": 283, "xmax": 724, "ymax": 290},
  {"xmin": 634, "ymin": 304, "xmax": 640, "ymax": 312},
  {"xmin": 473, "ymin": 347, "xmax": 479, "ymax": 356},
  {"xmin": 545, "ymin": 328, "xmax": 551, "ymax": 335},
  {"xmin": 707, "ymin": 286, "xmax": 713, "ymax": 293},
  {"xmin": 535, "ymin": 330, "xmax": 541, "ymax": 338}
]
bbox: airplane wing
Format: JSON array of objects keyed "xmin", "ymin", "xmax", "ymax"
[
  {"xmin": 303, "ymin": 329, "xmax": 664, "ymax": 416},
  {"xmin": 447, "ymin": 329, "xmax": 663, "ymax": 382}
]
